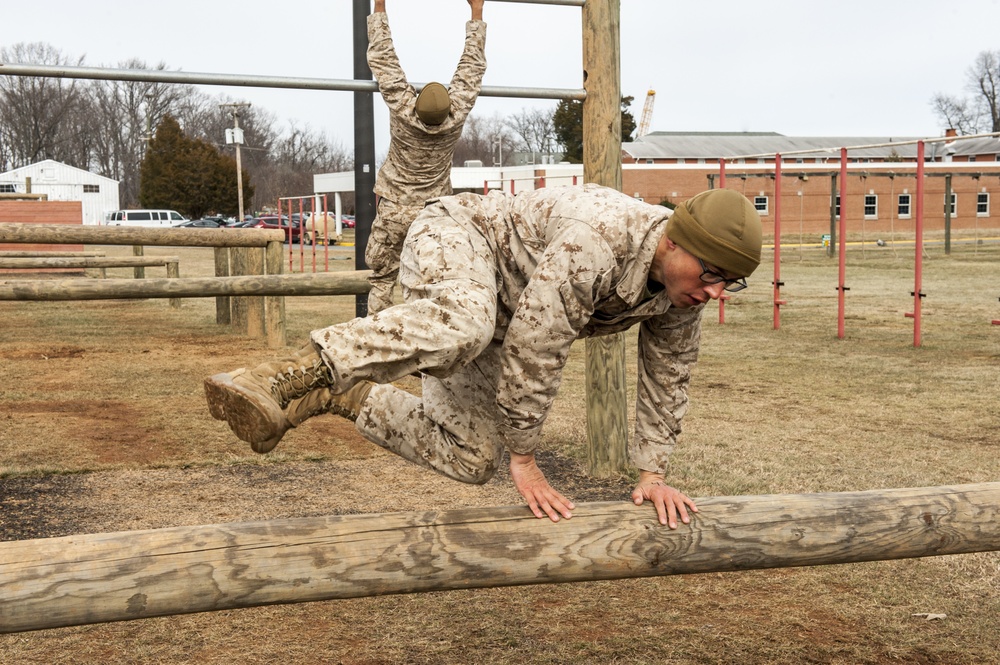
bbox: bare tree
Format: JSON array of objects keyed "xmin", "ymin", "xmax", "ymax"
[
  {"xmin": 931, "ymin": 49, "xmax": 1000, "ymax": 134},
  {"xmin": 504, "ymin": 106, "xmax": 557, "ymax": 157},
  {"xmin": 0, "ymin": 43, "xmax": 87, "ymax": 169},
  {"xmin": 453, "ymin": 112, "xmax": 515, "ymax": 166},
  {"xmin": 88, "ymin": 59, "xmax": 192, "ymax": 207},
  {"xmin": 967, "ymin": 50, "xmax": 1000, "ymax": 132}
]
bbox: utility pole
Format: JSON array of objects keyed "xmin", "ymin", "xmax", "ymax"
[{"xmin": 221, "ymin": 103, "xmax": 251, "ymax": 222}]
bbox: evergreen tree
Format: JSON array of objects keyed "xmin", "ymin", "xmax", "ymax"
[
  {"xmin": 140, "ymin": 114, "xmax": 252, "ymax": 218},
  {"xmin": 553, "ymin": 96, "xmax": 636, "ymax": 163}
]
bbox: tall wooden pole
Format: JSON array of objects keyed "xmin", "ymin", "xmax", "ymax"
[
  {"xmin": 582, "ymin": 0, "xmax": 627, "ymax": 477},
  {"xmin": 3, "ymin": 482, "xmax": 999, "ymax": 634}
]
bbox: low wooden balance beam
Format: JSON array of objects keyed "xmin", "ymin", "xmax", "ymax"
[{"xmin": 1, "ymin": 482, "xmax": 998, "ymax": 634}]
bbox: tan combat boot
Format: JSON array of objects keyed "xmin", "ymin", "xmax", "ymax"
[
  {"xmin": 204, "ymin": 342, "xmax": 335, "ymax": 453},
  {"xmin": 249, "ymin": 380, "xmax": 374, "ymax": 453}
]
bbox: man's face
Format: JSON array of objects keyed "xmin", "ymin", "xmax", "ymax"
[{"xmin": 661, "ymin": 244, "xmax": 731, "ymax": 309}]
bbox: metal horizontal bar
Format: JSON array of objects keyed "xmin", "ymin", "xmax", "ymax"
[
  {"xmin": 0, "ymin": 63, "xmax": 585, "ymax": 102},
  {"xmin": 727, "ymin": 131, "xmax": 1000, "ymax": 161}
]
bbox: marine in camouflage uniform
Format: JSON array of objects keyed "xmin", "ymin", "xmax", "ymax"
[
  {"xmin": 206, "ymin": 184, "xmax": 762, "ymax": 527},
  {"xmin": 365, "ymin": 2, "xmax": 487, "ymax": 314}
]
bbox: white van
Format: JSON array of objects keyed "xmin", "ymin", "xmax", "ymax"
[{"xmin": 105, "ymin": 210, "xmax": 189, "ymax": 227}]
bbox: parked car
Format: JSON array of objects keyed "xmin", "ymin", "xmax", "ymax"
[
  {"xmin": 174, "ymin": 218, "xmax": 227, "ymax": 228},
  {"xmin": 252, "ymin": 215, "xmax": 303, "ymax": 243}
]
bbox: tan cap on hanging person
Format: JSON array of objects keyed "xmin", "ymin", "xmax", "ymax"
[{"xmin": 415, "ymin": 82, "xmax": 452, "ymax": 125}]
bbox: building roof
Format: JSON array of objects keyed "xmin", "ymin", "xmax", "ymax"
[
  {"xmin": 622, "ymin": 132, "xmax": 1000, "ymax": 161},
  {"xmin": 0, "ymin": 159, "xmax": 119, "ymax": 184}
]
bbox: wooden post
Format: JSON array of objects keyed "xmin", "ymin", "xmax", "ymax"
[
  {"xmin": 166, "ymin": 260, "xmax": 181, "ymax": 309},
  {"xmin": 264, "ymin": 240, "xmax": 287, "ymax": 348},
  {"xmin": 2, "ymin": 482, "xmax": 999, "ymax": 634},
  {"xmin": 214, "ymin": 247, "xmax": 231, "ymax": 325},
  {"xmin": 582, "ymin": 0, "xmax": 628, "ymax": 477},
  {"xmin": 230, "ymin": 247, "xmax": 250, "ymax": 333},
  {"xmin": 132, "ymin": 245, "xmax": 145, "ymax": 279},
  {"xmin": 246, "ymin": 247, "xmax": 265, "ymax": 338}
]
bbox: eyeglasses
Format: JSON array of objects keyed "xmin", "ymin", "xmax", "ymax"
[{"xmin": 697, "ymin": 258, "xmax": 748, "ymax": 292}]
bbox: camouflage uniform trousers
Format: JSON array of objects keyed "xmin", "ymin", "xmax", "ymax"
[
  {"xmin": 312, "ymin": 205, "xmax": 504, "ymax": 484},
  {"xmin": 365, "ymin": 198, "xmax": 426, "ymax": 314}
]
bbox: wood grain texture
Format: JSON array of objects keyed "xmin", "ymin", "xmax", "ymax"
[
  {"xmin": 0, "ymin": 223, "xmax": 285, "ymax": 247},
  {"xmin": 0, "ymin": 271, "xmax": 373, "ymax": 301},
  {"xmin": 2, "ymin": 483, "xmax": 998, "ymax": 633},
  {"xmin": 0, "ymin": 257, "xmax": 178, "ymax": 269},
  {"xmin": 582, "ymin": 0, "xmax": 628, "ymax": 474}
]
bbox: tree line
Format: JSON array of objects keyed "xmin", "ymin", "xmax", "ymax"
[{"xmin": 0, "ymin": 42, "xmax": 639, "ymax": 218}]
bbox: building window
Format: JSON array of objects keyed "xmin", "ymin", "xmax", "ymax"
[
  {"xmin": 898, "ymin": 193, "xmax": 911, "ymax": 219},
  {"xmin": 977, "ymin": 192, "xmax": 990, "ymax": 217},
  {"xmin": 946, "ymin": 193, "xmax": 957, "ymax": 216},
  {"xmin": 864, "ymin": 194, "xmax": 878, "ymax": 219},
  {"xmin": 644, "ymin": 159, "xmax": 654, "ymax": 165},
  {"xmin": 0, "ymin": 184, "xmax": 14, "ymax": 193},
  {"xmin": 83, "ymin": 184, "xmax": 100, "ymax": 193},
  {"xmin": 968, "ymin": 156, "xmax": 976, "ymax": 162},
  {"xmin": 834, "ymin": 195, "xmax": 841, "ymax": 219},
  {"xmin": 753, "ymin": 196, "xmax": 769, "ymax": 215}
]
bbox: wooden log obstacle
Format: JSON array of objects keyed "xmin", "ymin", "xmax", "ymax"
[
  {"xmin": 0, "ymin": 223, "xmax": 290, "ymax": 346},
  {"xmin": 1, "ymin": 482, "xmax": 998, "ymax": 634}
]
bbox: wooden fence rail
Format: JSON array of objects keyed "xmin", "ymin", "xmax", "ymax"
[
  {"xmin": 0, "ymin": 223, "xmax": 285, "ymax": 247},
  {"xmin": 0, "ymin": 256, "xmax": 179, "ymax": 270},
  {"xmin": 1, "ymin": 482, "xmax": 998, "ymax": 634},
  {"xmin": 0, "ymin": 250, "xmax": 106, "ymax": 258},
  {"xmin": 0, "ymin": 223, "xmax": 289, "ymax": 344}
]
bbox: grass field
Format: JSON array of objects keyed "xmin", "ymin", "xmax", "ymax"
[{"xmin": 1, "ymin": 237, "xmax": 999, "ymax": 664}]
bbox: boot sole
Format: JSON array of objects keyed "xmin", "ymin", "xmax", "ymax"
[{"xmin": 204, "ymin": 373, "xmax": 289, "ymax": 454}]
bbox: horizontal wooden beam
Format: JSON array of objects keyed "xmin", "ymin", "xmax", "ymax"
[
  {"xmin": 0, "ymin": 251, "xmax": 106, "ymax": 258},
  {"xmin": 0, "ymin": 256, "xmax": 179, "ymax": 270},
  {"xmin": 0, "ymin": 270, "xmax": 372, "ymax": 301},
  {"xmin": 1, "ymin": 482, "xmax": 998, "ymax": 633},
  {"xmin": 0, "ymin": 223, "xmax": 285, "ymax": 247}
]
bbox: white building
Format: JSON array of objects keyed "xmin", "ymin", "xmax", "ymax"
[{"xmin": 0, "ymin": 160, "xmax": 120, "ymax": 226}]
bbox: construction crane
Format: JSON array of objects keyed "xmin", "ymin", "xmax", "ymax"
[{"xmin": 637, "ymin": 89, "xmax": 656, "ymax": 138}]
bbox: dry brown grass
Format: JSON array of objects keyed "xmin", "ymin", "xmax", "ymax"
[{"xmin": 1, "ymin": 237, "xmax": 999, "ymax": 664}]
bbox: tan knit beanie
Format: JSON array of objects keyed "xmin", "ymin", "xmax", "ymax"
[
  {"xmin": 666, "ymin": 189, "xmax": 762, "ymax": 276},
  {"xmin": 415, "ymin": 82, "xmax": 451, "ymax": 125}
]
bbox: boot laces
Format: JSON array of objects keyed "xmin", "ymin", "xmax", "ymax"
[{"xmin": 268, "ymin": 359, "xmax": 334, "ymax": 407}]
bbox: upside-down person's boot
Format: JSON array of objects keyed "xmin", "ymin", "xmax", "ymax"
[{"xmin": 204, "ymin": 341, "xmax": 338, "ymax": 453}]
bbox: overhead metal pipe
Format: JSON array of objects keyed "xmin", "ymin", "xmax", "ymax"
[{"xmin": 0, "ymin": 63, "xmax": 585, "ymax": 101}]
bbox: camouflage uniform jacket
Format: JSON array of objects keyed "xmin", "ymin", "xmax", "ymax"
[
  {"xmin": 368, "ymin": 13, "xmax": 487, "ymax": 206},
  {"xmin": 434, "ymin": 183, "xmax": 704, "ymax": 475}
]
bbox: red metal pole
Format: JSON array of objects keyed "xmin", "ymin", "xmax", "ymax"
[
  {"xmin": 837, "ymin": 148, "xmax": 848, "ymax": 339},
  {"xmin": 322, "ymin": 194, "xmax": 329, "ymax": 272},
  {"xmin": 913, "ymin": 141, "xmax": 925, "ymax": 347},
  {"xmin": 773, "ymin": 154, "xmax": 783, "ymax": 330},
  {"xmin": 284, "ymin": 199, "xmax": 293, "ymax": 272},
  {"xmin": 483, "ymin": 180, "xmax": 488, "ymax": 195}
]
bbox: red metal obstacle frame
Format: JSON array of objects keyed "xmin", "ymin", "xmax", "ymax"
[{"xmin": 718, "ymin": 132, "xmax": 1000, "ymax": 345}]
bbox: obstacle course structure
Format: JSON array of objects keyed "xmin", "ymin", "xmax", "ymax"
[{"xmin": 2, "ymin": 482, "xmax": 998, "ymax": 633}]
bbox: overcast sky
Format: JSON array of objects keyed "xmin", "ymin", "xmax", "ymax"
[{"xmin": 3, "ymin": 0, "xmax": 1000, "ymax": 154}]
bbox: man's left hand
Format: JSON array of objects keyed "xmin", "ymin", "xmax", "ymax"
[{"xmin": 631, "ymin": 470, "xmax": 698, "ymax": 528}]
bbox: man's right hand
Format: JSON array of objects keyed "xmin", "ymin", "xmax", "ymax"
[
  {"xmin": 509, "ymin": 452, "xmax": 574, "ymax": 522},
  {"xmin": 374, "ymin": 0, "xmax": 386, "ymax": 14}
]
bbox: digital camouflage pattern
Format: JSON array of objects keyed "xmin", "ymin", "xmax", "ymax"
[
  {"xmin": 311, "ymin": 184, "xmax": 703, "ymax": 482},
  {"xmin": 365, "ymin": 13, "xmax": 487, "ymax": 313}
]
